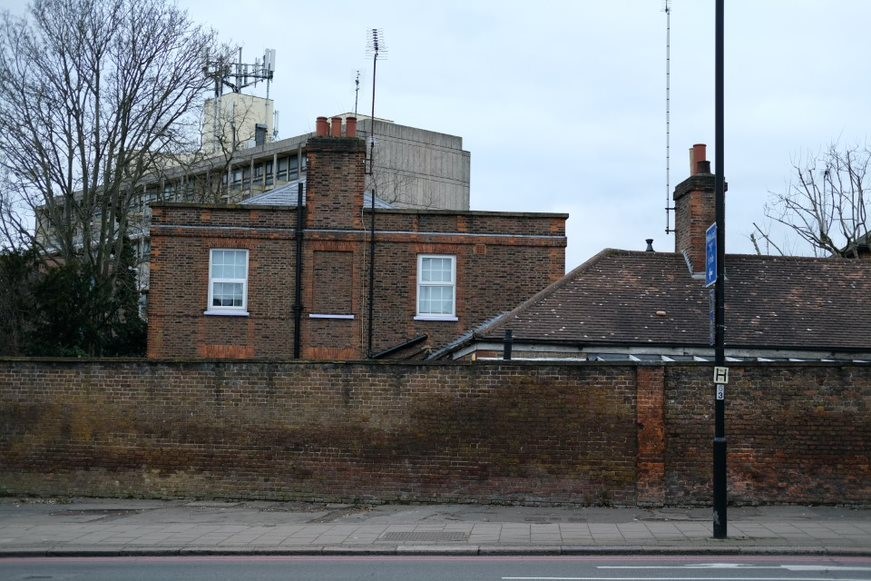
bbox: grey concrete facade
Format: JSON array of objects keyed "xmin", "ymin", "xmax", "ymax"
[{"xmin": 356, "ymin": 116, "xmax": 470, "ymax": 211}]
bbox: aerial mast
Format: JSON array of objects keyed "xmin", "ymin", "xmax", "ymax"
[{"xmin": 664, "ymin": 0, "xmax": 674, "ymax": 235}]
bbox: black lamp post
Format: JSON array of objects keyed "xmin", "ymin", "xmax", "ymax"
[{"xmin": 713, "ymin": 0, "xmax": 728, "ymax": 540}]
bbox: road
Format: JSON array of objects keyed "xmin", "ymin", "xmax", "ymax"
[{"xmin": 2, "ymin": 555, "xmax": 871, "ymax": 581}]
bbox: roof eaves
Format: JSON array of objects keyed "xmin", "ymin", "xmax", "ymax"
[{"xmin": 425, "ymin": 311, "xmax": 510, "ymax": 361}]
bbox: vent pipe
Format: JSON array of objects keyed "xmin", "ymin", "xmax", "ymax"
[{"xmin": 503, "ymin": 329, "xmax": 513, "ymax": 360}]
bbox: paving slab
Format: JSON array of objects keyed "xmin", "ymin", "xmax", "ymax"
[{"xmin": 0, "ymin": 497, "xmax": 868, "ymax": 557}]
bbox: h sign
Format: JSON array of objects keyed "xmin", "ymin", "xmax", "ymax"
[{"xmin": 713, "ymin": 366, "xmax": 729, "ymax": 384}]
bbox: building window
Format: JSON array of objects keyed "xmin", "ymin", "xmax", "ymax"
[
  {"xmin": 416, "ymin": 255, "xmax": 457, "ymax": 321},
  {"xmin": 206, "ymin": 249, "xmax": 249, "ymax": 316}
]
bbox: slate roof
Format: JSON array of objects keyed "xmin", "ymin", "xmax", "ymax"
[
  {"xmin": 241, "ymin": 180, "xmax": 393, "ymax": 209},
  {"xmin": 463, "ymin": 249, "xmax": 871, "ymax": 353},
  {"xmin": 241, "ymin": 180, "xmax": 308, "ymax": 206}
]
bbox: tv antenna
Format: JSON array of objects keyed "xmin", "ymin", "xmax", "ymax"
[
  {"xmin": 365, "ymin": 29, "xmax": 386, "ymax": 175},
  {"xmin": 204, "ymin": 47, "xmax": 276, "ymax": 98},
  {"xmin": 664, "ymin": 1, "xmax": 674, "ymax": 235}
]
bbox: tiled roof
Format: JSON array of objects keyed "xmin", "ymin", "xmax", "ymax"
[{"xmin": 471, "ymin": 249, "xmax": 871, "ymax": 352}]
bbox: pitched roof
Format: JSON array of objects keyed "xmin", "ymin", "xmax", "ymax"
[
  {"xmin": 241, "ymin": 179, "xmax": 393, "ymax": 209},
  {"xmin": 241, "ymin": 179, "xmax": 307, "ymax": 206},
  {"xmin": 468, "ymin": 249, "xmax": 871, "ymax": 352}
]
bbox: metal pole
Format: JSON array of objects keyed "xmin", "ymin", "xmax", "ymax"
[
  {"xmin": 503, "ymin": 330, "xmax": 513, "ymax": 361},
  {"xmin": 366, "ymin": 36, "xmax": 378, "ymax": 358},
  {"xmin": 713, "ymin": 0, "xmax": 728, "ymax": 540}
]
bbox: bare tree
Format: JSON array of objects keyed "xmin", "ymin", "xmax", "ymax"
[
  {"xmin": 754, "ymin": 144, "xmax": 869, "ymax": 257},
  {"xmin": 0, "ymin": 0, "xmax": 217, "ymax": 273}
]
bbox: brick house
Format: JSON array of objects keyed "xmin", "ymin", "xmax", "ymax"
[
  {"xmin": 147, "ymin": 117, "xmax": 566, "ymax": 360},
  {"xmin": 431, "ymin": 144, "xmax": 871, "ymax": 362}
]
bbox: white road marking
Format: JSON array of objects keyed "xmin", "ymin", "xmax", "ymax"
[
  {"xmin": 598, "ymin": 564, "xmax": 871, "ymax": 572},
  {"xmin": 502, "ymin": 577, "xmax": 871, "ymax": 581},
  {"xmin": 502, "ymin": 563, "xmax": 871, "ymax": 580}
]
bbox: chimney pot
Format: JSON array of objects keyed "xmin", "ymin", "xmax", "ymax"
[
  {"xmin": 645, "ymin": 238, "xmax": 654, "ymax": 252},
  {"xmin": 690, "ymin": 143, "xmax": 707, "ymax": 175},
  {"xmin": 330, "ymin": 116, "xmax": 342, "ymax": 137},
  {"xmin": 316, "ymin": 116, "xmax": 329, "ymax": 137},
  {"xmin": 346, "ymin": 116, "xmax": 357, "ymax": 138},
  {"xmin": 674, "ymin": 142, "xmax": 716, "ymax": 273}
]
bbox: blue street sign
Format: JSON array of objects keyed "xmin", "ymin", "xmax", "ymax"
[{"xmin": 705, "ymin": 223, "xmax": 717, "ymax": 287}]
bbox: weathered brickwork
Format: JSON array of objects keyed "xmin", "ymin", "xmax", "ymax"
[
  {"xmin": 148, "ymin": 206, "xmax": 566, "ymax": 360},
  {"xmin": 664, "ymin": 364, "xmax": 871, "ymax": 505},
  {"xmin": 0, "ymin": 360, "xmax": 636, "ymax": 504},
  {"xmin": 636, "ymin": 366, "xmax": 666, "ymax": 506},
  {"xmin": 1, "ymin": 360, "xmax": 867, "ymax": 505}
]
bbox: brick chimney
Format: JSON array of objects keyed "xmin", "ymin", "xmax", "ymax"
[
  {"xmin": 304, "ymin": 116, "xmax": 366, "ymax": 229},
  {"xmin": 673, "ymin": 144, "xmax": 716, "ymax": 273}
]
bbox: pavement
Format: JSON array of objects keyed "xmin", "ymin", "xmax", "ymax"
[{"xmin": 0, "ymin": 497, "xmax": 869, "ymax": 557}]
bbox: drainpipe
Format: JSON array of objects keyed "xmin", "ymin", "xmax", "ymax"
[{"xmin": 293, "ymin": 181, "xmax": 304, "ymax": 359}]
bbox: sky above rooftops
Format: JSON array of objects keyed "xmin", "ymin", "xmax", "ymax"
[{"xmin": 8, "ymin": 0, "xmax": 869, "ymax": 270}]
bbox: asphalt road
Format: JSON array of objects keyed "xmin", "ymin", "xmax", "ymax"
[{"xmin": 2, "ymin": 555, "xmax": 871, "ymax": 581}]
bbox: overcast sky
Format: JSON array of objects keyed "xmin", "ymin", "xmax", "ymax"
[{"xmin": 13, "ymin": 0, "xmax": 871, "ymax": 268}]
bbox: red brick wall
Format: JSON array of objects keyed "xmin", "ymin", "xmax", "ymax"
[
  {"xmin": 148, "ymin": 205, "xmax": 298, "ymax": 360},
  {"xmin": 1, "ymin": 360, "xmax": 868, "ymax": 505},
  {"xmin": 636, "ymin": 366, "xmax": 666, "ymax": 506},
  {"xmin": 0, "ymin": 360, "xmax": 638, "ymax": 504},
  {"xmin": 148, "ymin": 204, "xmax": 566, "ymax": 360},
  {"xmin": 664, "ymin": 364, "xmax": 871, "ymax": 505},
  {"xmin": 368, "ymin": 238, "xmax": 566, "ymax": 354}
]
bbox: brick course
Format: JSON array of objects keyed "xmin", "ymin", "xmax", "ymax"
[
  {"xmin": 1, "ymin": 360, "xmax": 867, "ymax": 505},
  {"xmin": 148, "ymin": 206, "xmax": 566, "ymax": 360}
]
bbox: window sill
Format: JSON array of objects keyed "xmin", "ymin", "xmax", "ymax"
[
  {"xmin": 204, "ymin": 310, "xmax": 249, "ymax": 317},
  {"xmin": 414, "ymin": 315, "xmax": 458, "ymax": 322},
  {"xmin": 309, "ymin": 314, "xmax": 355, "ymax": 320}
]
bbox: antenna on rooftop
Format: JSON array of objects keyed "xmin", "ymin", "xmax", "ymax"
[
  {"xmin": 664, "ymin": 0, "xmax": 675, "ymax": 235},
  {"xmin": 354, "ymin": 70, "xmax": 361, "ymax": 118},
  {"xmin": 203, "ymin": 47, "xmax": 276, "ymax": 98},
  {"xmin": 366, "ymin": 28, "xmax": 386, "ymax": 359},
  {"xmin": 365, "ymin": 29, "xmax": 386, "ymax": 175}
]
